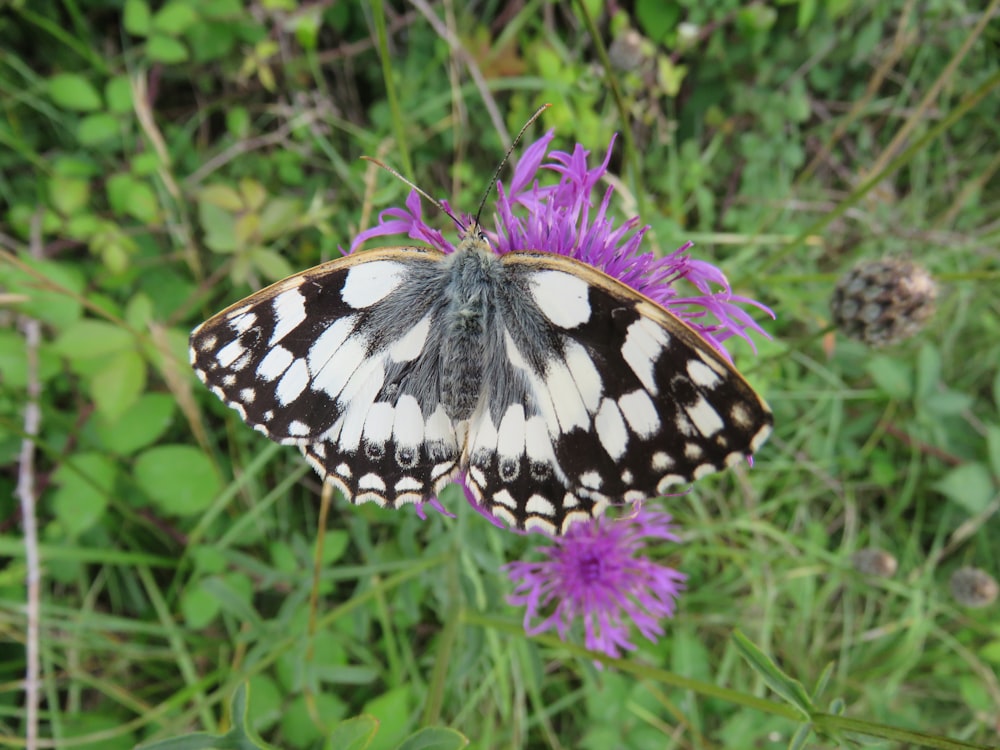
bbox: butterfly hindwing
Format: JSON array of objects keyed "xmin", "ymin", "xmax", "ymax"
[
  {"xmin": 463, "ymin": 251, "xmax": 773, "ymax": 534},
  {"xmin": 190, "ymin": 246, "xmax": 462, "ymax": 507}
]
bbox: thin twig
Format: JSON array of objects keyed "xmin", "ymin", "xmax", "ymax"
[{"xmin": 18, "ymin": 211, "xmax": 44, "ymax": 750}]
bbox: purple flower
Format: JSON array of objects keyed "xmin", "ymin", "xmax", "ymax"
[
  {"xmin": 505, "ymin": 509, "xmax": 686, "ymax": 659},
  {"xmin": 353, "ymin": 129, "xmax": 773, "ymax": 357},
  {"xmin": 353, "ymin": 131, "xmax": 772, "ymax": 525}
]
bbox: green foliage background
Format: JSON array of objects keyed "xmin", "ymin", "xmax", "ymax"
[{"xmin": 2, "ymin": 0, "xmax": 999, "ymax": 748}]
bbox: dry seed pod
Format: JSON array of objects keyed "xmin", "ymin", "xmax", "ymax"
[
  {"xmin": 830, "ymin": 257, "xmax": 937, "ymax": 347},
  {"xmin": 949, "ymin": 567, "xmax": 998, "ymax": 609},
  {"xmin": 851, "ymin": 547, "xmax": 898, "ymax": 578}
]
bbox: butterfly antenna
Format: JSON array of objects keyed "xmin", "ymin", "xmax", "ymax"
[
  {"xmin": 472, "ymin": 103, "xmax": 551, "ymax": 232},
  {"xmin": 361, "ymin": 155, "xmax": 466, "ymax": 231}
]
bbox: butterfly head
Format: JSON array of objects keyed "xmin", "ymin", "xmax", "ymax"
[{"xmin": 456, "ymin": 220, "xmax": 494, "ymax": 257}]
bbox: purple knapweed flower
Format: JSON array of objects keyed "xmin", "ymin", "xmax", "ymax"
[
  {"xmin": 353, "ymin": 130, "xmax": 771, "ymax": 525},
  {"xmin": 505, "ymin": 509, "xmax": 686, "ymax": 659}
]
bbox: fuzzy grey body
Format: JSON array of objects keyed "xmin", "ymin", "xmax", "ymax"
[{"xmin": 439, "ymin": 240, "xmax": 501, "ymax": 420}]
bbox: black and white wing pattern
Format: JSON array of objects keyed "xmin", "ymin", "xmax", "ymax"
[
  {"xmin": 189, "ymin": 246, "xmax": 464, "ymax": 508},
  {"xmin": 191, "ymin": 238, "xmax": 772, "ymax": 535},
  {"xmin": 462, "ymin": 251, "xmax": 772, "ymax": 534}
]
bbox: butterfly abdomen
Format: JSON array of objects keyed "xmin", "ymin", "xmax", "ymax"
[{"xmin": 439, "ymin": 245, "xmax": 509, "ymax": 420}]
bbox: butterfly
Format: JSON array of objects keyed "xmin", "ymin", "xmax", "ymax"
[{"xmin": 189, "ymin": 223, "xmax": 773, "ymax": 535}]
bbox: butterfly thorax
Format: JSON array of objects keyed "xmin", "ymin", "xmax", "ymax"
[{"xmin": 439, "ymin": 231, "xmax": 505, "ymax": 421}]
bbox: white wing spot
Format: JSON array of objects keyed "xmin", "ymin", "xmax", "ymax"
[
  {"xmin": 395, "ymin": 476, "xmax": 423, "ymax": 493},
  {"xmin": 687, "ymin": 359, "xmax": 722, "ymax": 388},
  {"xmin": 651, "ymin": 451, "xmax": 673, "ymax": 471},
  {"xmin": 547, "ymin": 360, "xmax": 589, "ymax": 433},
  {"xmin": 562, "ymin": 492, "xmax": 579, "ymax": 508},
  {"xmin": 276, "ymin": 358, "xmax": 310, "ymax": 405},
  {"xmin": 257, "ymin": 346, "xmax": 293, "ymax": 382},
  {"xmin": 751, "ymin": 424, "xmax": 772, "ymax": 451},
  {"xmin": 222, "ymin": 374, "xmax": 236, "ymax": 387},
  {"xmin": 313, "ymin": 337, "xmax": 367, "ymax": 399},
  {"xmin": 387, "ymin": 314, "xmax": 432, "ymax": 363},
  {"xmin": 579, "ymin": 470, "xmax": 603, "ymax": 489},
  {"xmin": 492, "ymin": 506, "xmax": 517, "ymax": 528},
  {"xmin": 694, "ymin": 463, "xmax": 717, "ymax": 479},
  {"xmin": 685, "ymin": 442, "xmax": 704, "ymax": 459},
  {"xmin": 526, "ymin": 494, "xmax": 556, "ymax": 517},
  {"xmin": 362, "ymin": 401, "xmax": 395, "ymax": 445},
  {"xmin": 563, "ymin": 340, "xmax": 603, "ymax": 412},
  {"xmin": 468, "ymin": 465, "xmax": 487, "ymax": 488},
  {"xmin": 307, "ymin": 316, "xmax": 358, "ymax": 375},
  {"xmin": 594, "ymin": 397, "xmax": 628, "ymax": 460},
  {"xmin": 359, "ymin": 473, "xmax": 386, "ymax": 491},
  {"xmin": 525, "ymin": 516, "xmax": 557, "ymax": 534},
  {"xmin": 493, "ymin": 489, "xmax": 517, "ymax": 509},
  {"xmin": 618, "ymin": 390, "xmax": 661, "ymax": 438},
  {"xmin": 239, "ymin": 388, "xmax": 255, "ymax": 403},
  {"xmin": 269, "ymin": 289, "xmax": 307, "ymax": 345},
  {"xmin": 287, "ymin": 420, "xmax": 311, "ymax": 436},
  {"xmin": 392, "ymin": 395, "xmax": 424, "ymax": 464},
  {"xmin": 529, "ymin": 270, "xmax": 591, "ymax": 328},
  {"xmin": 656, "ymin": 474, "xmax": 685, "ymax": 494},
  {"xmin": 497, "ymin": 404, "xmax": 526, "ymax": 459},
  {"xmin": 228, "ymin": 310, "xmax": 257, "ymax": 333},
  {"xmin": 342, "ymin": 261, "xmax": 406, "ymax": 308},
  {"xmin": 561, "ymin": 510, "xmax": 591, "ymax": 534},
  {"xmin": 686, "ymin": 396, "xmax": 724, "ymax": 437},
  {"xmin": 621, "ymin": 317, "xmax": 668, "ymax": 394},
  {"xmin": 730, "ymin": 403, "xmax": 751, "ymax": 428},
  {"xmin": 216, "ymin": 339, "xmax": 246, "ymax": 368},
  {"xmin": 334, "ymin": 462, "xmax": 351, "ymax": 478}
]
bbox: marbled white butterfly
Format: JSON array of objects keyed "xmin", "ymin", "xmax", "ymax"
[{"xmin": 190, "ymin": 132, "xmax": 772, "ymax": 536}]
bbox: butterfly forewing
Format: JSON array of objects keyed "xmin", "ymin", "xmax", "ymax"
[
  {"xmin": 190, "ymin": 246, "xmax": 463, "ymax": 508},
  {"xmin": 461, "ymin": 251, "xmax": 773, "ymax": 534}
]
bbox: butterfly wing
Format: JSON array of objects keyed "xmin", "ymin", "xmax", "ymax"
[
  {"xmin": 189, "ymin": 246, "xmax": 462, "ymax": 507},
  {"xmin": 463, "ymin": 251, "xmax": 773, "ymax": 534}
]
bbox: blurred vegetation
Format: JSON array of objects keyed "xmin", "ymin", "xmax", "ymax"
[{"xmin": 2, "ymin": 0, "xmax": 999, "ymax": 748}]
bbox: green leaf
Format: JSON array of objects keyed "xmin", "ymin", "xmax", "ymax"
[
  {"xmin": 152, "ymin": 2, "xmax": 199, "ymax": 34},
  {"xmin": 360, "ymin": 687, "xmax": 411, "ymax": 750},
  {"xmin": 0, "ymin": 257, "xmax": 85, "ymax": 328},
  {"xmin": 77, "ymin": 112, "xmax": 121, "ymax": 146},
  {"xmin": 124, "ymin": 0, "xmax": 151, "ymax": 35},
  {"xmin": 146, "ymin": 34, "xmax": 189, "ymax": 63},
  {"xmin": 282, "ymin": 694, "xmax": 348, "ymax": 747},
  {"xmin": 93, "ymin": 392, "xmax": 176, "ymax": 455},
  {"xmin": 134, "ymin": 445, "xmax": 221, "ymax": 515},
  {"xmin": 136, "ymin": 683, "xmax": 277, "ymax": 750},
  {"xmin": 249, "ymin": 247, "xmax": 295, "ymax": 281},
  {"xmin": 259, "ymin": 196, "xmax": 302, "ymax": 237},
  {"xmin": 932, "ymin": 464, "xmax": 994, "ymax": 514},
  {"xmin": 395, "ymin": 728, "xmax": 469, "ymax": 750},
  {"xmin": 51, "ymin": 453, "xmax": 117, "ymax": 537},
  {"xmin": 922, "ymin": 390, "xmax": 974, "ymax": 417},
  {"xmin": 48, "ymin": 73, "xmax": 102, "ymax": 111},
  {"xmin": 180, "ymin": 583, "xmax": 221, "ymax": 628},
  {"xmin": 325, "ymin": 716, "xmax": 379, "ymax": 750},
  {"xmin": 53, "ymin": 320, "xmax": 133, "ymax": 360},
  {"xmin": 106, "ymin": 76, "xmax": 134, "ymax": 113},
  {"xmin": 732, "ymin": 630, "xmax": 814, "ymax": 718},
  {"xmin": 0, "ymin": 330, "xmax": 60, "ymax": 387},
  {"xmin": 866, "ymin": 356, "xmax": 912, "ymax": 400},
  {"xmin": 90, "ymin": 350, "xmax": 147, "ymax": 421},
  {"xmin": 48, "ymin": 175, "xmax": 90, "ymax": 216}
]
